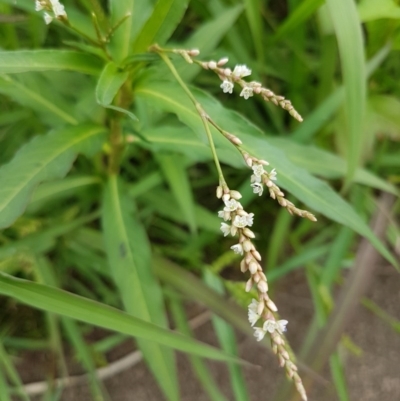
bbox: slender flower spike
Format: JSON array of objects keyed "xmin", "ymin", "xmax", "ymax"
[
  {"xmin": 253, "ymin": 327, "xmax": 267, "ymax": 342},
  {"xmin": 251, "ymin": 182, "xmax": 263, "ymax": 196},
  {"xmin": 220, "ymin": 80, "xmax": 234, "ymax": 94},
  {"xmin": 231, "ymin": 243, "xmax": 244, "ymax": 255},
  {"xmin": 224, "ymin": 199, "xmax": 240, "ymax": 212},
  {"xmin": 232, "ymin": 64, "xmax": 252, "ymax": 78},
  {"xmin": 220, "ymin": 223, "xmax": 231, "ymax": 237},
  {"xmin": 240, "ymin": 86, "xmax": 254, "ymax": 100}
]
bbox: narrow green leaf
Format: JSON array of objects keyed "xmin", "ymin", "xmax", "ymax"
[
  {"xmin": 326, "ymin": 0, "xmax": 366, "ymax": 184},
  {"xmin": 0, "ymin": 50, "xmax": 103, "ymax": 75},
  {"xmin": 0, "ymin": 272, "xmax": 248, "ymax": 365},
  {"xmin": 273, "ymin": 0, "xmax": 324, "ymax": 41},
  {"xmin": 244, "ymin": 0, "xmax": 264, "ymax": 60},
  {"xmin": 0, "ymin": 368, "xmax": 11, "ymax": 401},
  {"xmin": 96, "ymin": 62, "xmax": 129, "ymax": 106},
  {"xmin": 0, "ymin": 124, "xmax": 105, "ymax": 229},
  {"xmin": 133, "ymin": 0, "xmax": 189, "ymax": 53},
  {"xmin": 102, "ymin": 175, "xmax": 179, "ymax": 401},
  {"xmin": 157, "ymin": 154, "xmax": 197, "ymax": 233},
  {"xmin": 204, "ymin": 270, "xmax": 250, "ymax": 401},
  {"xmin": 329, "ymin": 352, "xmax": 350, "ymax": 401}
]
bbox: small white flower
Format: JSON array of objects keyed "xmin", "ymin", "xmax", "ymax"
[
  {"xmin": 248, "ymin": 309, "xmax": 260, "ymax": 327},
  {"xmin": 269, "ymin": 168, "xmax": 277, "ymax": 181},
  {"xmin": 224, "ymin": 199, "xmax": 239, "ymax": 212},
  {"xmin": 44, "ymin": 12, "xmax": 53, "ymax": 24},
  {"xmin": 220, "ymin": 80, "xmax": 234, "ymax": 94},
  {"xmin": 233, "ymin": 215, "xmax": 248, "ymax": 228},
  {"xmin": 240, "ymin": 86, "xmax": 254, "ymax": 100},
  {"xmin": 252, "ymin": 163, "xmax": 265, "ymax": 177},
  {"xmin": 230, "ymin": 243, "xmax": 243, "ymax": 255},
  {"xmin": 245, "ymin": 213, "xmax": 254, "ymax": 227},
  {"xmin": 232, "ymin": 64, "xmax": 252, "ymax": 78},
  {"xmin": 263, "ymin": 319, "xmax": 277, "ymax": 333},
  {"xmin": 276, "ymin": 320, "xmax": 288, "ymax": 334},
  {"xmin": 251, "ymin": 182, "xmax": 263, "ymax": 196},
  {"xmin": 220, "ymin": 223, "xmax": 231, "ymax": 237},
  {"xmin": 35, "ymin": 1, "xmax": 44, "ymax": 11},
  {"xmin": 251, "ymin": 174, "xmax": 262, "ymax": 184},
  {"xmin": 248, "ymin": 299, "xmax": 259, "ymax": 312},
  {"xmin": 253, "ymin": 327, "xmax": 266, "ymax": 342}
]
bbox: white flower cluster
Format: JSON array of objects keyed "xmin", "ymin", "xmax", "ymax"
[
  {"xmin": 35, "ymin": 0, "xmax": 67, "ymax": 24},
  {"xmin": 219, "ymin": 64, "xmax": 254, "ymax": 99},
  {"xmin": 249, "ymin": 299, "xmax": 288, "ymax": 341},
  {"xmin": 249, "ymin": 162, "xmax": 277, "ymax": 197}
]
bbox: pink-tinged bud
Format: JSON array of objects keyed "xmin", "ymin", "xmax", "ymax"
[
  {"xmin": 237, "ymin": 209, "xmax": 246, "ymax": 216},
  {"xmin": 216, "ymin": 186, "xmax": 223, "ymax": 198},
  {"xmin": 230, "ymin": 190, "xmax": 242, "ymax": 200},
  {"xmin": 279, "ymin": 355, "xmax": 285, "ymax": 367},
  {"xmin": 269, "ymin": 189, "xmax": 276, "ymax": 199},
  {"xmin": 278, "ymin": 198, "xmax": 287, "ymax": 207},
  {"xmin": 253, "ymin": 87, "xmax": 262, "ymax": 94},
  {"xmin": 253, "ymin": 273, "xmax": 261, "ymax": 283},
  {"xmin": 286, "ymin": 365, "xmax": 294, "ymax": 379},
  {"xmin": 188, "ymin": 49, "xmax": 200, "ymax": 56},
  {"xmin": 266, "ymin": 180, "xmax": 274, "ymax": 187},
  {"xmin": 230, "ymin": 136, "xmax": 242, "ymax": 145},
  {"xmin": 249, "ymin": 261, "xmax": 259, "ymax": 274},
  {"xmin": 208, "ymin": 60, "xmax": 217, "ymax": 69},
  {"xmin": 245, "ymin": 278, "xmax": 253, "ymax": 292},
  {"xmin": 309, "ymin": 214, "xmax": 317, "ymax": 222},
  {"xmin": 252, "ymin": 250, "xmax": 262, "ymax": 261},
  {"xmin": 272, "ymin": 344, "xmax": 278, "ymax": 354},
  {"xmin": 246, "ymin": 158, "xmax": 253, "ymax": 167},
  {"xmin": 257, "ymin": 280, "xmax": 268, "ymax": 293},
  {"xmin": 240, "ymin": 259, "xmax": 247, "ymax": 272},
  {"xmin": 217, "ymin": 57, "xmax": 229, "ymax": 66},
  {"xmin": 222, "ymin": 193, "xmax": 230, "ymax": 202},
  {"xmin": 223, "ymin": 68, "xmax": 232, "ymax": 76},
  {"xmin": 243, "ymin": 240, "xmax": 253, "ymax": 252},
  {"xmin": 245, "ymin": 254, "xmax": 253, "ymax": 265},
  {"xmin": 273, "ymin": 335, "xmax": 282, "ymax": 345},
  {"xmin": 243, "ymin": 228, "xmax": 255, "ymax": 238},
  {"xmin": 266, "ymin": 298, "xmax": 277, "ymax": 311},
  {"xmin": 259, "ymin": 159, "xmax": 270, "ymax": 166},
  {"xmin": 281, "ymin": 350, "xmax": 289, "ymax": 360}
]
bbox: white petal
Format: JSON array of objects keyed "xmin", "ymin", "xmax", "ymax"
[
  {"xmin": 263, "ymin": 319, "xmax": 277, "ymax": 333},
  {"xmin": 220, "ymin": 223, "xmax": 231, "ymax": 236},
  {"xmin": 44, "ymin": 12, "xmax": 53, "ymax": 24},
  {"xmin": 230, "ymin": 244, "xmax": 243, "ymax": 255},
  {"xmin": 253, "ymin": 327, "xmax": 266, "ymax": 341},
  {"xmin": 277, "ymin": 320, "xmax": 288, "ymax": 334},
  {"xmin": 248, "ymin": 309, "xmax": 260, "ymax": 326}
]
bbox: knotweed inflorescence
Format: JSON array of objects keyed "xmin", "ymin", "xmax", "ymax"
[{"xmin": 153, "ymin": 45, "xmax": 316, "ymax": 401}]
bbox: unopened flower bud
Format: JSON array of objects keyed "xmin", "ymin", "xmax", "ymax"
[
  {"xmin": 272, "ymin": 344, "xmax": 278, "ymax": 354},
  {"xmin": 272, "ymin": 334, "xmax": 283, "ymax": 345},
  {"xmin": 253, "ymin": 273, "xmax": 261, "ymax": 283},
  {"xmin": 257, "ymin": 300, "xmax": 264, "ymax": 315},
  {"xmin": 216, "ymin": 186, "xmax": 223, "ymax": 198},
  {"xmin": 188, "ymin": 49, "xmax": 200, "ymax": 56},
  {"xmin": 240, "ymin": 259, "xmax": 247, "ymax": 272},
  {"xmin": 266, "ymin": 298, "xmax": 277, "ymax": 311},
  {"xmin": 222, "ymin": 193, "xmax": 230, "ymax": 202},
  {"xmin": 245, "ymin": 278, "xmax": 253, "ymax": 292},
  {"xmin": 249, "ymin": 261, "xmax": 259, "ymax": 274},
  {"xmin": 278, "ymin": 198, "xmax": 287, "ymax": 207},
  {"xmin": 257, "ymin": 280, "xmax": 268, "ymax": 293},
  {"xmin": 217, "ymin": 57, "xmax": 229, "ymax": 66},
  {"xmin": 243, "ymin": 240, "xmax": 253, "ymax": 252},
  {"xmin": 223, "ymin": 68, "xmax": 231, "ymax": 76},
  {"xmin": 259, "ymin": 159, "xmax": 269, "ymax": 166},
  {"xmin": 208, "ymin": 60, "xmax": 217, "ymax": 69},
  {"xmin": 243, "ymin": 228, "xmax": 255, "ymax": 238},
  {"xmin": 252, "ymin": 250, "xmax": 261, "ymax": 261},
  {"xmin": 279, "ymin": 355, "xmax": 285, "ymax": 367},
  {"xmin": 230, "ymin": 190, "xmax": 242, "ymax": 200}
]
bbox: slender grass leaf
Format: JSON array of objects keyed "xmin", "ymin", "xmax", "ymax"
[
  {"xmin": 329, "ymin": 351, "xmax": 350, "ymax": 401},
  {"xmin": 157, "ymin": 154, "xmax": 197, "ymax": 233},
  {"xmin": 169, "ymin": 297, "xmax": 228, "ymax": 401},
  {"xmin": 135, "ymin": 81, "xmax": 397, "ymax": 268},
  {"xmin": 0, "ymin": 273, "xmax": 248, "ymax": 365},
  {"xmin": 204, "ymin": 270, "xmax": 250, "ymax": 401},
  {"xmin": 273, "ymin": 0, "xmax": 324, "ymax": 41},
  {"xmin": 0, "ymin": 124, "xmax": 105, "ymax": 229},
  {"xmin": 0, "ymin": 368, "xmax": 11, "ymax": 401},
  {"xmin": 133, "ymin": 0, "xmax": 189, "ymax": 53},
  {"xmin": 96, "ymin": 62, "xmax": 129, "ymax": 106},
  {"xmin": 244, "ymin": 0, "xmax": 264, "ymax": 61},
  {"xmin": 326, "ymin": 0, "xmax": 366, "ymax": 184},
  {"xmin": 0, "ymin": 50, "xmax": 103, "ymax": 75},
  {"xmin": 102, "ymin": 175, "xmax": 179, "ymax": 401}
]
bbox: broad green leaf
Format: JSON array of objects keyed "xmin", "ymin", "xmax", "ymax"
[
  {"xmin": 0, "ymin": 75, "xmax": 78, "ymax": 125},
  {"xmin": 102, "ymin": 176, "xmax": 179, "ymax": 401},
  {"xmin": 326, "ymin": 0, "xmax": 366, "ymax": 184},
  {"xmin": 273, "ymin": 0, "xmax": 324, "ymax": 41},
  {"xmin": 0, "ymin": 50, "xmax": 103, "ymax": 75},
  {"xmin": 135, "ymin": 81, "xmax": 397, "ymax": 268},
  {"xmin": 133, "ymin": 0, "xmax": 189, "ymax": 53},
  {"xmin": 157, "ymin": 154, "xmax": 197, "ymax": 233},
  {"xmin": 358, "ymin": 0, "xmax": 400, "ymax": 21},
  {"xmin": 96, "ymin": 62, "xmax": 129, "ymax": 106},
  {"xmin": 0, "ymin": 124, "xmax": 105, "ymax": 229},
  {"xmin": 0, "ymin": 272, "xmax": 248, "ymax": 364}
]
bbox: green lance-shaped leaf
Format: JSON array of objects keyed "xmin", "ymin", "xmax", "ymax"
[
  {"xmin": 0, "ymin": 50, "xmax": 103, "ymax": 75},
  {"xmin": 102, "ymin": 176, "xmax": 179, "ymax": 401},
  {"xmin": 135, "ymin": 81, "xmax": 397, "ymax": 269},
  {"xmin": 96, "ymin": 62, "xmax": 129, "ymax": 106},
  {"xmin": 0, "ymin": 272, "xmax": 250, "ymax": 365},
  {"xmin": 0, "ymin": 124, "xmax": 105, "ymax": 229},
  {"xmin": 133, "ymin": 0, "xmax": 189, "ymax": 53}
]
